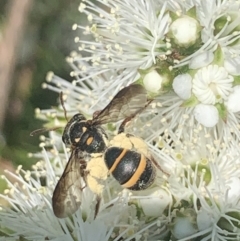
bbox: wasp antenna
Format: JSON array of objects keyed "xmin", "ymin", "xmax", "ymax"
[
  {"xmin": 30, "ymin": 128, "xmax": 48, "ymax": 136},
  {"xmin": 30, "ymin": 127, "xmax": 61, "ymax": 136},
  {"xmin": 60, "ymin": 92, "xmax": 68, "ymax": 121}
]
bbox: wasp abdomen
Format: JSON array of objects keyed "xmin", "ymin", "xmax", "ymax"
[{"xmin": 104, "ymin": 147, "xmax": 155, "ymax": 191}]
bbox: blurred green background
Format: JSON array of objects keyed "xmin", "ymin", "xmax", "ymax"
[{"xmin": 0, "ymin": 0, "xmax": 83, "ymax": 190}]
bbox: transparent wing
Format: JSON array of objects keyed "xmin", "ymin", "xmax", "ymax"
[
  {"xmin": 52, "ymin": 149, "xmax": 85, "ymax": 218},
  {"xmin": 93, "ymin": 84, "xmax": 148, "ymax": 125}
]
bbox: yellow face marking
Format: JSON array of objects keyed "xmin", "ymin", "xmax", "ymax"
[
  {"xmin": 122, "ymin": 154, "xmax": 147, "ymax": 188},
  {"xmin": 109, "ymin": 148, "xmax": 127, "ymax": 173},
  {"xmin": 82, "ymin": 127, "xmax": 87, "ymax": 133},
  {"xmin": 86, "ymin": 136, "xmax": 93, "ymax": 145},
  {"xmin": 74, "ymin": 137, "xmax": 80, "ymax": 143}
]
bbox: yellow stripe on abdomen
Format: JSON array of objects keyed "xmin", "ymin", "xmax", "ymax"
[
  {"xmin": 109, "ymin": 148, "xmax": 127, "ymax": 173},
  {"xmin": 122, "ymin": 154, "xmax": 146, "ymax": 188}
]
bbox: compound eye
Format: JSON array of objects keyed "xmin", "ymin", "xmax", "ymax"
[
  {"xmin": 62, "ymin": 133, "xmax": 71, "ymax": 145},
  {"xmin": 62, "ymin": 122, "xmax": 87, "ymax": 146},
  {"xmin": 69, "ymin": 123, "xmax": 87, "ymax": 145},
  {"xmin": 62, "ymin": 114, "xmax": 87, "ymax": 145}
]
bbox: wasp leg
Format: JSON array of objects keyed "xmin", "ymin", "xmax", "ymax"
[
  {"xmin": 118, "ymin": 116, "xmax": 132, "ymax": 134},
  {"xmin": 118, "ymin": 99, "xmax": 153, "ymax": 134},
  {"xmin": 94, "ymin": 195, "xmax": 101, "ymax": 219},
  {"xmin": 30, "ymin": 127, "xmax": 61, "ymax": 136},
  {"xmin": 79, "ymin": 159, "xmax": 90, "ymax": 188},
  {"xmin": 150, "ymin": 155, "xmax": 169, "ymax": 176}
]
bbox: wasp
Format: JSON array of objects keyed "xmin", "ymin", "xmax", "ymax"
[{"xmin": 52, "ymin": 84, "xmax": 151, "ymax": 218}]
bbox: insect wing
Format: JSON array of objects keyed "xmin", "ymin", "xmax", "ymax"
[
  {"xmin": 52, "ymin": 150, "xmax": 85, "ymax": 218},
  {"xmin": 93, "ymin": 84, "xmax": 148, "ymax": 125}
]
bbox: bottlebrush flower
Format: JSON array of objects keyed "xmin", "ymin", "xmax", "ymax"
[{"xmin": 1, "ymin": 0, "xmax": 240, "ymax": 240}]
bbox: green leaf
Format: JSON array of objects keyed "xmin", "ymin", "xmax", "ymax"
[
  {"xmin": 215, "ymin": 103, "xmax": 227, "ymax": 122},
  {"xmin": 233, "ymin": 76, "xmax": 240, "ymax": 86},
  {"xmin": 213, "ymin": 46, "xmax": 224, "ymax": 65},
  {"xmin": 181, "ymin": 95, "xmax": 199, "ymax": 107}
]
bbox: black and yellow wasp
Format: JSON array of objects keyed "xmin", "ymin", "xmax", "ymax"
[{"xmin": 52, "ymin": 84, "xmax": 155, "ymax": 218}]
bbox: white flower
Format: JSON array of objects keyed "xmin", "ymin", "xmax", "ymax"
[
  {"xmin": 193, "ymin": 104, "xmax": 219, "ymax": 128},
  {"xmin": 196, "ymin": 209, "xmax": 212, "ymax": 231},
  {"xmin": 226, "ymin": 85, "xmax": 240, "ymax": 113},
  {"xmin": 189, "ymin": 51, "xmax": 214, "ymax": 69},
  {"xmin": 70, "ymin": 0, "xmax": 240, "ymax": 133},
  {"xmin": 192, "ymin": 65, "xmax": 233, "ymax": 105},
  {"xmin": 142, "ymin": 70, "xmax": 163, "ymax": 93},
  {"xmin": 4, "ymin": 0, "xmax": 240, "ymax": 240},
  {"xmin": 0, "ymin": 134, "xmax": 171, "ymax": 240},
  {"xmin": 190, "ymin": 171, "xmax": 240, "ymax": 241},
  {"xmin": 134, "ymin": 187, "xmax": 171, "ymax": 217},
  {"xmin": 169, "ymin": 15, "xmax": 201, "ymax": 47},
  {"xmin": 226, "ymin": 177, "xmax": 240, "ymax": 202},
  {"xmin": 172, "ymin": 211, "xmax": 198, "ymax": 240},
  {"xmin": 74, "ymin": 0, "xmax": 170, "ymax": 86},
  {"xmin": 167, "ymin": 136, "xmax": 240, "ymax": 240},
  {"xmin": 224, "ymin": 55, "xmax": 240, "ymax": 76},
  {"xmin": 43, "ymin": 71, "xmax": 127, "ymax": 116},
  {"xmin": 172, "ymin": 73, "xmax": 192, "ymax": 100}
]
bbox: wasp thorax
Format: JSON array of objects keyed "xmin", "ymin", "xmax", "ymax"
[{"xmin": 78, "ymin": 126, "xmax": 108, "ymax": 153}]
